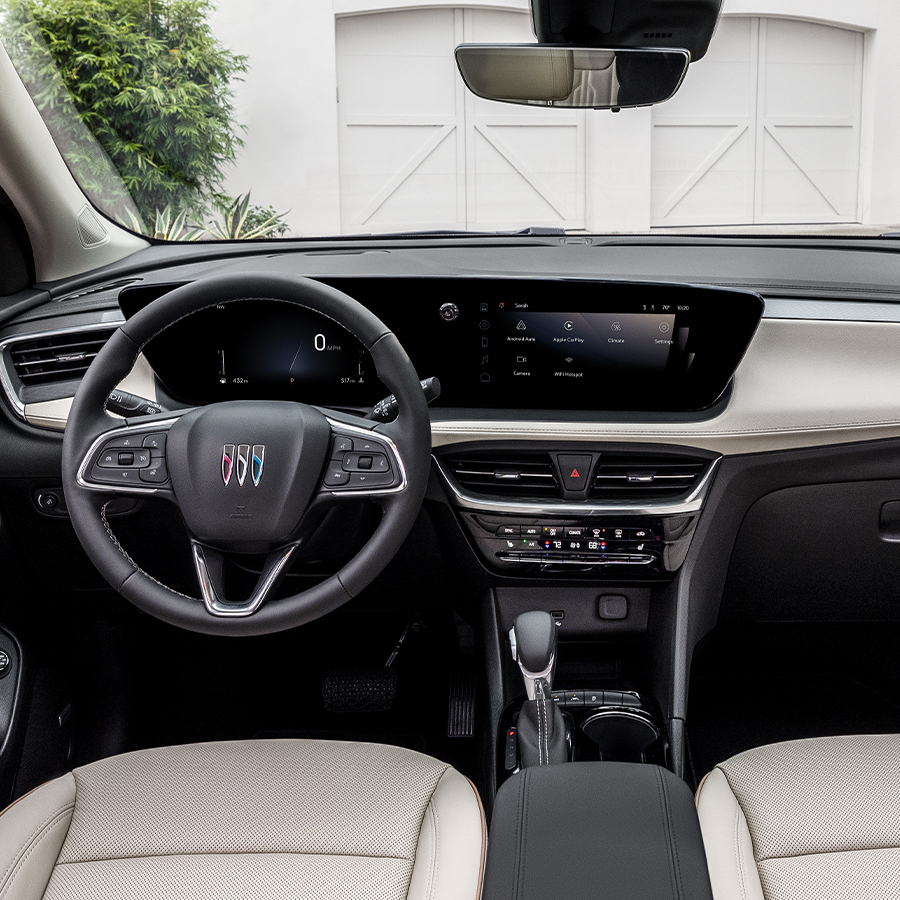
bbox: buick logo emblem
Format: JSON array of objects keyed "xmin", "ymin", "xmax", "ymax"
[{"xmin": 222, "ymin": 444, "xmax": 264, "ymax": 486}]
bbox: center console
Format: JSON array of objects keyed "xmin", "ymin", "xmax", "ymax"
[{"xmin": 482, "ymin": 761, "xmax": 714, "ymax": 900}]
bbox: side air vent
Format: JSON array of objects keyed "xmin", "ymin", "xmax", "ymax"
[
  {"xmin": 445, "ymin": 452, "xmax": 559, "ymax": 499},
  {"xmin": 10, "ymin": 328, "xmax": 115, "ymax": 386},
  {"xmin": 591, "ymin": 453, "xmax": 708, "ymax": 501}
]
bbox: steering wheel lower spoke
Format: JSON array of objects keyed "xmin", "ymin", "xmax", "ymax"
[{"xmin": 191, "ymin": 541, "xmax": 300, "ymax": 617}]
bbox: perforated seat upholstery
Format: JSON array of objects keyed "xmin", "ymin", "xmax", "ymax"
[
  {"xmin": 696, "ymin": 734, "xmax": 900, "ymax": 900},
  {"xmin": 0, "ymin": 739, "xmax": 485, "ymax": 900}
]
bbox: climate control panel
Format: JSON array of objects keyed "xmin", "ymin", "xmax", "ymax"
[{"xmin": 459, "ymin": 512, "xmax": 677, "ymax": 575}]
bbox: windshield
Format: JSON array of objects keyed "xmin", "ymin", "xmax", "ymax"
[{"xmin": 0, "ymin": 1, "xmax": 891, "ymax": 239}]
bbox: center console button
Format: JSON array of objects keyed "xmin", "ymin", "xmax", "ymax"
[
  {"xmin": 557, "ymin": 455, "xmax": 593, "ymax": 492},
  {"xmin": 564, "ymin": 691, "xmax": 584, "ymax": 706},
  {"xmin": 583, "ymin": 690, "xmax": 604, "ymax": 706},
  {"xmin": 550, "ymin": 691, "xmax": 566, "ymax": 706},
  {"xmin": 542, "ymin": 525, "xmax": 564, "ymax": 538},
  {"xmin": 522, "ymin": 525, "xmax": 541, "ymax": 537},
  {"xmin": 565, "ymin": 527, "xmax": 585, "ymax": 538},
  {"xmin": 497, "ymin": 525, "xmax": 520, "ymax": 536}
]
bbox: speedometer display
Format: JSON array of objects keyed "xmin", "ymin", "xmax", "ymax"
[{"xmin": 141, "ymin": 300, "xmax": 382, "ymax": 406}]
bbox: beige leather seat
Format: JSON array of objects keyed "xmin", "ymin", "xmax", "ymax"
[
  {"xmin": 0, "ymin": 739, "xmax": 485, "ymax": 900},
  {"xmin": 696, "ymin": 734, "xmax": 900, "ymax": 900}
]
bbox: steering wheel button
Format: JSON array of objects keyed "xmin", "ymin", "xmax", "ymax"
[
  {"xmin": 331, "ymin": 436, "xmax": 353, "ymax": 457},
  {"xmin": 118, "ymin": 452, "xmax": 135, "ymax": 466},
  {"xmin": 370, "ymin": 454, "xmax": 389, "ymax": 472},
  {"xmin": 142, "ymin": 433, "xmax": 167, "ymax": 454},
  {"xmin": 90, "ymin": 465, "xmax": 139, "ymax": 485},
  {"xmin": 140, "ymin": 461, "xmax": 169, "ymax": 483},
  {"xmin": 324, "ymin": 467, "xmax": 351, "ymax": 486},
  {"xmin": 357, "ymin": 456, "xmax": 373, "ymax": 470},
  {"xmin": 347, "ymin": 472, "xmax": 394, "ymax": 488},
  {"xmin": 353, "ymin": 438, "xmax": 379, "ymax": 453}
]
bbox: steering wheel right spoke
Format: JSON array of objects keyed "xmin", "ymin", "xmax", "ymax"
[{"xmin": 317, "ymin": 417, "xmax": 408, "ymax": 500}]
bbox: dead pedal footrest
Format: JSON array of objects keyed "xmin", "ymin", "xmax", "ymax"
[{"xmin": 322, "ymin": 667, "xmax": 398, "ymax": 713}]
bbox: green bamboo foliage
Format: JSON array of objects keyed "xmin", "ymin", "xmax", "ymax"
[{"xmin": 0, "ymin": 0, "xmax": 275, "ymax": 237}]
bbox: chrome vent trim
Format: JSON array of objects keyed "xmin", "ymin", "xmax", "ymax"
[
  {"xmin": 444, "ymin": 452, "xmax": 560, "ymax": 499},
  {"xmin": 10, "ymin": 327, "xmax": 116, "ymax": 386},
  {"xmin": 0, "ymin": 321, "xmax": 122, "ymax": 421},
  {"xmin": 434, "ymin": 453, "xmax": 720, "ymax": 516},
  {"xmin": 591, "ymin": 453, "xmax": 708, "ymax": 501}
]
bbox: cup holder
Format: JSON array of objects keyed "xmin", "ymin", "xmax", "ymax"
[{"xmin": 581, "ymin": 709, "xmax": 661, "ymax": 762}]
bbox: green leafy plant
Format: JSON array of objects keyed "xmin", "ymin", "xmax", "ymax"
[
  {"xmin": 125, "ymin": 205, "xmax": 205, "ymax": 241},
  {"xmin": 207, "ymin": 192, "xmax": 289, "ymax": 240},
  {"xmin": 0, "ymin": 0, "xmax": 248, "ymax": 228}
]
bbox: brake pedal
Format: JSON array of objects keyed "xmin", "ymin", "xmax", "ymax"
[{"xmin": 322, "ymin": 667, "xmax": 398, "ymax": 713}]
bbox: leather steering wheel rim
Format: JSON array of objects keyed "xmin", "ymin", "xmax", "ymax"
[{"xmin": 61, "ymin": 272, "xmax": 431, "ymax": 636}]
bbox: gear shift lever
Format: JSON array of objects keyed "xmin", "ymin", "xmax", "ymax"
[
  {"xmin": 510, "ymin": 611, "xmax": 568, "ymax": 766},
  {"xmin": 510, "ymin": 610, "xmax": 558, "ymax": 700}
]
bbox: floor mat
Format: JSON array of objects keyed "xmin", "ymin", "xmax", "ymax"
[{"xmin": 688, "ymin": 623, "xmax": 900, "ymax": 785}]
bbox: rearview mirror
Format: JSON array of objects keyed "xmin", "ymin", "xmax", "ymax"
[{"xmin": 455, "ymin": 45, "xmax": 690, "ymax": 109}]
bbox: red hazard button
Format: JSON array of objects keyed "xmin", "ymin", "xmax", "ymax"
[{"xmin": 558, "ymin": 454, "xmax": 593, "ymax": 492}]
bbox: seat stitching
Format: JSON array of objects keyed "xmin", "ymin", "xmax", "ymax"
[
  {"xmin": 510, "ymin": 770, "xmax": 524, "ymax": 900},
  {"xmin": 426, "ymin": 796, "xmax": 440, "ymax": 900},
  {"xmin": 53, "ymin": 849, "xmax": 416, "ymax": 864},
  {"xmin": 659, "ymin": 770, "xmax": 687, "ymax": 900},
  {"xmin": 0, "ymin": 805, "xmax": 74, "ymax": 899},
  {"xmin": 101, "ymin": 503, "xmax": 197, "ymax": 601},
  {"xmin": 757, "ymin": 845, "xmax": 900, "ymax": 864},
  {"xmin": 514, "ymin": 770, "xmax": 529, "ymax": 900},
  {"xmin": 734, "ymin": 798, "xmax": 750, "ymax": 900},
  {"xmin": 653, "ymin": 767, "xmax": 680, "ymax": 900},
  {"xmin": 463, "ymin": 776, "xmax": 487, "ymax": 900}
]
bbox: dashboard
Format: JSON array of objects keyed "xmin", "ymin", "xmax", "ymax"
[
  {"xmin": 5, "ymin": 235, "xmax": 900, "ymax": 784},
  {"xmin": 122, "ymin": 278, "xmax": 762, "ymax": 413}
]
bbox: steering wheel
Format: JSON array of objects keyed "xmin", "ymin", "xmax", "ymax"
[{"xmin": 61, "ymin": 273, "xmax": 431, "ymax": 636}]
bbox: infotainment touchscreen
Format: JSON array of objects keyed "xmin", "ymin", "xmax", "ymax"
[{"xmin": 353, "ymin": 278, "xmax": 763, "ymax": 412}]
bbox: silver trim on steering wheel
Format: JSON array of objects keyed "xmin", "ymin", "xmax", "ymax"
[{"xmin": 192, "ymin": 541, "xmax": 299, "ymax": 617}]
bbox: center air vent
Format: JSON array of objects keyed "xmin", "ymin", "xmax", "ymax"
[
  {"xmin": 591, "ymin": 453, "xmax": 707, "ymax": 501},
  {"xmin": 445, "ymin": 452, "xmax": 559, "ymax": 499},
  {"xmin": 9, "ymin": 328, "xmax": 115, "ymax": 386}
]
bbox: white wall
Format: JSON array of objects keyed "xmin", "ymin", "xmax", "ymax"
[
  {"xmin": 210, "ymin": 0, "xmax": 342, "ymax": 236},
  {"xmin": 212, "ymin": 0, "xmax": 900, "ymax": 234}
]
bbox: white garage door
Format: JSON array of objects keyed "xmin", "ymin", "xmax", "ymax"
[
  {"xmin": 651, "ymin": 17, "xmax": 863, "ymax": 227},
  {"xmin": 336, "ymin": 8, "xmax": 585, "ymax": 233}
]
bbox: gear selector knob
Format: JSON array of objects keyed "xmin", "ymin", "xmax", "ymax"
[{"xmin": 510, "ymin": 610, "xmax": 557, "ymax": 700}]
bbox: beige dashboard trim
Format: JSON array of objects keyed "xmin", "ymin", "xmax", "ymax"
[
  {"xmin": 22, "ymin": 353, "xmax": 157, "ymax": 431},
  {"xmin": 9, "ymin": 318, "xmax": 900, "ymax": 455},
  {"xmin": 431, "ymin": 318, "xmax": 900, "ymax": 455}
]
